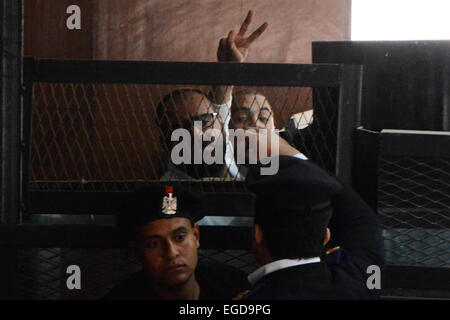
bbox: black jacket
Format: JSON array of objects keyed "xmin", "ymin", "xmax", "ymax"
[
  {"xmin": 243, "ymin": 180, "xmax": 385, "ymax": 300},
  {"xmin": 103, "ymin": 261, "xmax": 249, "ymax": 300}
]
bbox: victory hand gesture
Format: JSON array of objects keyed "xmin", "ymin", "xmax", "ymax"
[{"xmin": 217, "ymin": 10, "xmax": 268, "ymax": 62}]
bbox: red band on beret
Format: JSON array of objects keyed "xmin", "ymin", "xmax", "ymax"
[{"xmin": 165, "ymin": 186, "xmax": 173, "ymax": 194}]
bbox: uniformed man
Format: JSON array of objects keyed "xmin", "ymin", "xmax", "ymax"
[
  {"xmin": 237, "ymin": 155, "xmax": 384, "ymax": 300},
  {"xmin": 104, "ymin": 185, "xmax": 249, "ymax": 300}
]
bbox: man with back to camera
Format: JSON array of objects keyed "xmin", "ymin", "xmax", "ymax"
[
  {"xmin": 103, "ymin": 184, "xmax": 249, "ymax": 300},
  {"xmin": 234, "ymin": 152, "xmax": 384, "ymax": 300}
]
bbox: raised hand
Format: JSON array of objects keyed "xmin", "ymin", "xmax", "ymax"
[{"xmin": 217, "ymin": 10, "xmax": 268, "ymax": 62}]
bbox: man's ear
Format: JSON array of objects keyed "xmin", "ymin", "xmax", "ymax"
[
  {"xmin": 253, "ymin": 224, "xmax": 264, "ymax": 245},
  {"xmin": 193, "ymin": 223, "xmax": 200, "ymax": 249},
  {"xmin": 323, "ymin": 228, "xmax": 331, "ymax": 246}
]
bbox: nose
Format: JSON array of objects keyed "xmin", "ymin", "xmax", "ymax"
[
  {"xmin": 165, "ymin": 240, "xmax": 179, "ymax": 259},
  {"xmin": 255, "ymin": 121, "xmax": 266, "ymax": 129}
]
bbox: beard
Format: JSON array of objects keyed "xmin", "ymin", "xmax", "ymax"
[{"xmin": 171, "ymin": 137, "xmax": 228, "ymax": 179}]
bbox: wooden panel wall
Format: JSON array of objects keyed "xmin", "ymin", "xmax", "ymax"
[
  {"xmin": 24, "ymin": 0, "xmax": 93, "ymax": 59},
  {"xmin": 92, "ymin": 0, "xmax": 351, "ymax": 63},
  {"xmin": 24, "ymin": 1, "xmax": 96, "ymax": 181}
]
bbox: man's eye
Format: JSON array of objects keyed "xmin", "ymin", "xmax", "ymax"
[
  {"xmin": 237, "ymin": 115, "xmax": 248, "ymax": 123},
  {"xmin": 145, "ymin": 241, "xmax": 160, "ymax": 249},
  {"xmin": 259, "ymin": 116, "xmax": 269, "ymax": 124},
  {"xmin": 175, "ymin": 234, "xmax": 186, "ymax": 242}
]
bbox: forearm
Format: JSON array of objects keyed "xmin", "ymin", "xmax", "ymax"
[{"xmin": 212, "ymin": 85, "xmax": 233, "ymax": 106}]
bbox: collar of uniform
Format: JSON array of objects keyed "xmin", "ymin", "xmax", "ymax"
[
  {"xmin": 248, "ymin": 257, "xmax": 321, "ymax": 286},
  {"xmin": 293, "ymin": 152, "xmax": 308, "ymax": 160}
]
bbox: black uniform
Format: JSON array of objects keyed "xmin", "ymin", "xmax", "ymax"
[
  {"xmin": 240, "ymin": 156, "xmax": 384, "ymax": 300},
  {"xmin": 104, "ymin": 261, "xmax": 249, "ymax": 300},
  {"xmin": 108, "ymin": 184, "xmax": 249, "ymax": 300}
]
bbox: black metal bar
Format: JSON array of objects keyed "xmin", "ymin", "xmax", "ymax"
[
  {"xmin": 0, "ymin": 248, "xmax": 19, "ymax": 299},
  {"xmin": 1, "ymin": 0, "xmax": 22, "ymax": 225},
  {"xmin": 313, "ymin": 40, "xmax": 450, "ymax": 132},
  {"xmin": 20, "ymin": 57, "xmax": 34, "ymax": 222},
  {"xmin": 335, "ymin": 64, "xmax": 363, "ymax": 185},
  {"xmin": 29, "ymin": 180, "xmax": 248, "ymax": 192},
  {"xmin": 444, "ymin": 59, "xmax": 449, "ymax": 131},
  {"xmin": 0, "ymin": 225, "xmax": 123, "ymax": 248},
  {"xmin": 380, "ymin": 129, "xmax": 450, "ymax": 158},
  {"xmin": 352, "ymin": 127, "xmax": 380, "ymax": 211},
  {"xmin": 28, "ymin": 190, "xmax": 255, "ymax": 216},
  {"xmin": 383, "ymin": 265, "xmax": 450, "ymax": 291},
  {"xmin": 31, "ymin": 59, "xmax": 342, "ymax": 87},
  {"xmin": 0, "ymin": 0, "xmax": 23, "ymax": 300},
  {"xmin": 0, "ymin": 224, "xmax": 252, "ymax": 250}
]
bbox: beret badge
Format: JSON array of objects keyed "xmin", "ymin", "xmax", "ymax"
[{"xmin": 162, "ymin": 186, "xmax": 177, "ymax": 215}]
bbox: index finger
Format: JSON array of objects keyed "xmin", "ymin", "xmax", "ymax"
[
  {"xmin": 238, "ymin": 10, "xmax": 254, "ymax": 36},
  {"xmin": 247, "ymin": 22, "xmax": 268, "ymax": 44}
]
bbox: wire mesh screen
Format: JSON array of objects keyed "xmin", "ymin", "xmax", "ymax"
[
  {"xmin": 29, "ymin": 83, "xmax": 338, "ymax": 193},
  {"xmin": 378, "ymin": 156, "xmax": 450, "ymax": 268},
  {"xmin": 11, "ymin": 61, "xmax": 351, "ymax": 299},
  {"xmin": 14, "ymin": 248, "xmax": 257, "ymax": 300}
]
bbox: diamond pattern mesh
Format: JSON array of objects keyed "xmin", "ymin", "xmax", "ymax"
[
  {"xmin": 378, "ymin": 156, "xmax": 450, "ymax": 268},
  {"xmin": 14, "ymin": 248, "xmax": 257, "ymax": 300},
  {"xmin": 29, "ymin": 83, "xmax": 338, "ymax": 192},
  {"xmin": 17, "ymin": 69, "xmax": 341, "ymax": 299}
]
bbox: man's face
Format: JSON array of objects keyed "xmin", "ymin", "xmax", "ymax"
[
  {"xmin": 231, "ymin": 93, "xmax": 275, "ymax": 130},
  {"xmin": 132, "ymin": 217, "xmax": 200, "ymax": 288},
  {"xmin": 166, "ymin": 91, "xmax": 227, "ymax": 177},
  {"xmin": 173, "ymin": 91, "xmax": 223, "ymax": 134}
]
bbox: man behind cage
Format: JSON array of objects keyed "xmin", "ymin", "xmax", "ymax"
[{"xmin": 156, "ymin": 11, "xmax": 268, "ymax": 181}]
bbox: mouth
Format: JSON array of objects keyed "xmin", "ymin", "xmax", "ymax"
[{"xmin": 166, "ymin": 264, "xmax": 186, "ymax": 273}]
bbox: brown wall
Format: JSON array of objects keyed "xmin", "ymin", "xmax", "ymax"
[
  {"xmin": 92, "ymin": 0, "xmax": 351, "ymax": 63},
  {"xmin": 24, "ymin": 0, "xmax": 93, "ymax": 59},
  {"xmin": 24, "ymin": 1, "xmax": 95, "ymax": 181},
  {"xmin": 24, "ymin": 0, "xmax": 351, "ymax": 181},
  {"xmin": 25, "ymin": 0, "xmax": 350, "ymax": 62}
]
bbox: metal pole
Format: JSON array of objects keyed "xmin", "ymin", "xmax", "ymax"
[
  {"xmin": 1, "ymin": 0, "xmax": 23, "ymax": 224},
  {"xmin": 335, "ymin": 64, "xmax": 363, "ymax": 186},
  {"xmin": 0, "ymin": 0, "xmax": 23, "ymax": 300}
]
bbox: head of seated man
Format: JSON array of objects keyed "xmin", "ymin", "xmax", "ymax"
[
  {"xmin": 157, "ymin": 88, "xmax": 223, "ymax": 139},
  {"xmin": 230, "ymin": 90, "xmax": 275, "ymax": 131},
  {"xmin": 105, "ymin": 185, "xmax": 249, "ymax": 300},
  {"xmin": 156, "ymin": 89, "xmax": 227, "ymax": 178}
]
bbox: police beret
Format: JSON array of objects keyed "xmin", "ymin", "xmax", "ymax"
[
  {"xmin": 245, "ymin": 156, "xmax": 343, "ymax": 226},
  {"xmin": 117, "ymin": 184, "xmax": 206, "ymax": 240}
]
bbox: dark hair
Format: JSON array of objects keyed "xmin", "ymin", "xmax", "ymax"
[
  {"xmin": 155, "ymin": 88, "xmax": 206, "ymax": 147},
  {"xmin": 233, "ymin": 89, "xmax": 264, "ymax": 98},
  {"xmin": 256, "ymin": 207, "xmax": 332, "ymax": 260},
  {"xmin": 156, "ymin": 88, "xmax": 205, "ymax": 125}
]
